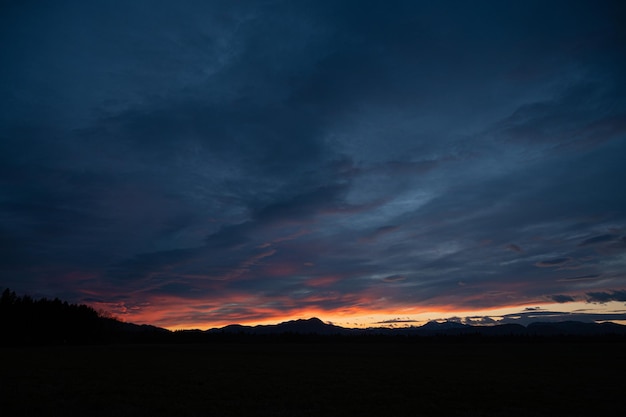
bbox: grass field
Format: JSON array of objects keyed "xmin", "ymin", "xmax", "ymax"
[{"xmin": 2, "ymin": 341, "xmax": 625, "ymax": 416}]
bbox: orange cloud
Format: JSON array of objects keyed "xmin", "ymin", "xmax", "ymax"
[{"xmin": 305, "ymin": 275, "xmax": 342, "ymax": 287}]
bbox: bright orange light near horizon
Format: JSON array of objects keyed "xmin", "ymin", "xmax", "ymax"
[{"xmin": 86, "ymin": 289, "xmax": 626, "ymax": 332}]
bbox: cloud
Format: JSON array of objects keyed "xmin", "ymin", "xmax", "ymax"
[
  {"xmin": 376, "ymin": 318, "xmax": 420, "ymax": 324},
  {"xmin": 549, "ymin": 294, "xmax": 576, "ymax": 303},
  {"xmin": 494, "ymin": 83, "xmax": 626, "ymax": 150},
  {"xmin": 382, "ymin": 275, "xmax": 405, "ymax": 283},
  {"xmin": 455, "ymin": 310, "xmax": 626, "ymax": 327},
  {"xmin": 305, "ymin": 275, "xmax": 342, "ymax": 288},
  {"xmin": 535, "ymin": 258, "xmax": 572, "ymax": 268},
  {"xmin": 586, "ymin": 290, "xmax": 626, "ymax": 303},
  {"xmin": 252, "ymin": 185, "xmax": 348, "ymax": 224},
  {"xmin": 557, "ymin": 274, "xmax": 602, "ymax": 282},
  {"xmin": 505, "ymin": 244, "xmax": 524, "ymax": 253},
  {"xmin": 360, "ymin": 225, "xmax": 399, "ymax": 243},
  {"xmin": 579, "ymin": 234, "xmax": 618, "ymax": 246},
  {"xmin": 463, "ymin": 316, "xmax": 498, "ymax": 325}
]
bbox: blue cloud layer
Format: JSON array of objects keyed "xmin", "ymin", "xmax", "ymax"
[{"xmin": 1, "ymin": 0, "xmax": 625, "ymax": 327}]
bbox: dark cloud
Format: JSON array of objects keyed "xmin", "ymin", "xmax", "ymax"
[
  {"xmin": 505, "ymin": 244, "xmax": 524, "ymax": 253},
  {"xmin": 535, "ymin": 258, "xmax": 572, "ymax": 268},
  {"xmin": 586, "ymin": 290, "xmax": 626, "ymax": 303},
  {"xmin": 382, "ymin": 275, "xmax": 405, "ymax": 283},
  {"xmin": 447, "ymin": 310, "xmax": 626, "ymax": 327},
  {"xmin": 557, "ymin": 274, "xmax": 602, "ymax": 282},
  {"xmin": 579, "ymin": 234, "xmax": 618, "ymax": 247},
  {"xmin": 464, "ymin": 316, "xmax": 498, "ymax": 326},
  {"xmin": 376, "ymin": 318, "xmax": 420, "ymax": 324},
  {"xmin": 252, "ymin": 185, "xmax": 349, "ymax": 224},
  {"xmin": 360, "ymin": 225, "xmax": 400, "ymax": 243},
  {"xmin": 495, "ymin": 84, "xmax": 626, "ymax": 149},
  {"xmin": 549, "ymin": 294, "xmax": 576, "ymax": 303}
]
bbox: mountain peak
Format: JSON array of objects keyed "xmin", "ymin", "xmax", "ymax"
[
  {"xmin": 421, "ymin": 320, "xmax": 466, "ymax": 329},
  {"xmin": 286, "ymin": 317, "xmax": 324, "ymax": 325},
  {"xmin": 208, "ymin": 317, "xmax": 349, "ymax": 335}
]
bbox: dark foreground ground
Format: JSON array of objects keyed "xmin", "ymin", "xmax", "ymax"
[{"xmin": 2, "ymin": 340, "xmax": 625, "ymax": 416}]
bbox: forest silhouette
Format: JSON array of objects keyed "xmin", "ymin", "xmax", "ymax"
[{"xmin": 0, "ymin": 288, "xmax": 168, "ymax": 346}]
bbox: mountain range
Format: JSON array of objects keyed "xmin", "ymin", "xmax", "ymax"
[{"xmin": 203, "ymin": 317, "xmax": 626, "ymax": 338}]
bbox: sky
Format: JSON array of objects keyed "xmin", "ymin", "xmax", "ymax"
[{"xmin": 1, "ymin": 0, "xmax": 626, "ymax": 330}]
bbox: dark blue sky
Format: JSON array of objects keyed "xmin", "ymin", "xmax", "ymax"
[{"xmin": 2, "ymin": 0, "xmax": 625, "ymax": 329}]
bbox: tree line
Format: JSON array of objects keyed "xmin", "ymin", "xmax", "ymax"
[{"xmin": 0, "ymin": 288, "xmax": 169, "ymax": 346}]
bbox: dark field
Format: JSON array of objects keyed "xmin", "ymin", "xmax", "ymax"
[{"xmin": 2, "ymin": 341, "xmax": 625, "ymax": 416}]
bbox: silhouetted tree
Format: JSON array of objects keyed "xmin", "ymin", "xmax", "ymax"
[{"xmin": 1, "ymin": 288, "xmax": 105, "ymax": 345}]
